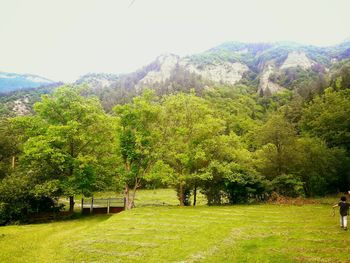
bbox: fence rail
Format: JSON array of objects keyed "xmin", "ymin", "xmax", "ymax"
[{"xmin": 81, "ymin": 197, "xmax": 125, "ymax": 214}]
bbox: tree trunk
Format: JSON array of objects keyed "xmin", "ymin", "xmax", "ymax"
[
  {"xmin": 129, "ymin": 180, "xmax": 139, "ymax": 209},
  {"xmin": 179, "ymin": 183, "xmax": 184, "ymax": 206},
  {"xmin": 124, "ymin": 185, "xmax": 131, "ymax": 210},
  {"xmin": 69, "ymin": 196, "xmax": 75, "ymax": 213},
  {"xmin": 193, "ymin": 185, "xmax": 197, "ymax": 206},
  {"xmin": 128, "ymin": 190, "xmax": 136, "ymax": 210},
  {"xmin": 11, "ymin": 156, "xmax": 15, "ymax": 169},
  {"xmin": 125, "ymin": 181, "xmax": 139, "ymax": 210}
]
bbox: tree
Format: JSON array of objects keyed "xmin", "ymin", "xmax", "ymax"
[
  {"xmin": 0, "ymin": 119, "xmax": 18, "ymax": 178},
  {"xmin": 199, "ymin": 133, "xmax": 263, "ymax": 204},
  {"xmin": 17, "ymin": 86, "xmax": 117, "ymax": 212},
  {"xmin": 294, "ymin": 137, "xmax": 348, "ymax": 195},
  {"xmin": 254, "ymin": 114, "xmax": 297, "ymax": 178},
  {"xmin": 159, "ymin": 92, "xmax": 224, "ymax": 206},
  {"xmin": 301, "ymin": 88, "xmax": 350, "ymax": 152},
  {"xmin": 114, "ymin": 90, "xmax": 160, "ymax": 209}
]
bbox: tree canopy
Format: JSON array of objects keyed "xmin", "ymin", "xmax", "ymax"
[{"xmin": 0, "ymin": 79, "xmax": 349, "ymax": 223}]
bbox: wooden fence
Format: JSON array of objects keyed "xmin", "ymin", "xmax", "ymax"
[{"xmin": 81, "ymin": 197, "xmax": 125, "ymax": 215}]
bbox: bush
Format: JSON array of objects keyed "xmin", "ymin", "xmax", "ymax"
[
  {"xmin": 200, "ymin": 161, "xmax": 268, "ymax": 205},
  {"xmin": 0, "ymin": 174, "xmax": 61, "ymax": 225},
  {"xmin": 224, "ymin": 175, "xmax": 268, "ymax": 204},
  {"xmin": 201, "ymin": 181, "xmax": 225, "ymax": 206},
  {"xmin": 271, "ymin": 174, "xmax": 304, "ymax": 197}
]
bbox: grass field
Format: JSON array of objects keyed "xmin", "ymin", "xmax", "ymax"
[{"xmin": 1, "ymin": 189, "xmax": 349, "ymax": 262}]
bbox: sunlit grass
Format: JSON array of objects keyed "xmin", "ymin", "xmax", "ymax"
[
  {"xmin": 1, "ymin": 190, "xmax": 349, "ymax": 262},
  {"xmin": 60, "ymin": 188, "xmax": 207, "ymax": 211}
]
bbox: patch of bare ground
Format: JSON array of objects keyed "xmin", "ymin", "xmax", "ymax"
[{"xmin": 267, "ymin": 192, "xmax": 319, "ymax": 205}]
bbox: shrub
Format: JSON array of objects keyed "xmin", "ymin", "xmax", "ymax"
[
  {"xmin": 271, "ymin": 174, "xmax": 304, "ymax": 197},
  {"xmin": 0, "ymin": 173, "xmax": 61, "ymax": 225}
]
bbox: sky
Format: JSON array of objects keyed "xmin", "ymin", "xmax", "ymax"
[{"xmin": 0, "ymin": 0, "xmax": 350, "ymax": 82}]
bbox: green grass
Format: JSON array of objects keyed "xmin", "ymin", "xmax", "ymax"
[{"xmin": 1, "ymin": 190, "xmax": 349, "ymax": 262}]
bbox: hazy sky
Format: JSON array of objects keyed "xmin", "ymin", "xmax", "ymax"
[{"xmin": 1, "ymin": 0, "xmax": 349, "ymax": 82}]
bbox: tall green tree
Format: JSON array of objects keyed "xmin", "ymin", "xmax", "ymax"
[
  {"xmin": 17, "ymin": 86, "xmax": 117, "ymax": 212},
  {"xmin": 254, "ymin": 114, "xmax": 297, "ymax": 178},
  {"xmin": 294, "ymin": 137, "xmax": 348, "ymax": 195},
  {"xmin": 114, "ymin": 90, "xmax": 161, "ymax": 209},
  {"xmin": 199, "ymin": 132, "xmax": 262, "ymax": 204},
  {"xmin": 159, "ymin": 92, "xmax": 224, "ymax": 206},
  {"xmin": 301, "ymin": 88, "xmax": 350, "ymax": 152}
]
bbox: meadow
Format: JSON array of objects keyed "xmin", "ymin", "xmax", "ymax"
[{"xmin": 0, "ymin": 189, "xmax": 349, "ymax": 263}]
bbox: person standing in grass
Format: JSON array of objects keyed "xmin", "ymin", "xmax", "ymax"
[{"xmin": 333, "ymin": 196, "xmax": 350, "ymax": 230}]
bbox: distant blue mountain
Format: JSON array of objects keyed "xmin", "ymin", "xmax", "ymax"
[{"xmin": 0, "ymin": 71, "xmax": 55, "ymax": 93}]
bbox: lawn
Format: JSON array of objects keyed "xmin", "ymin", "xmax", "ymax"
[{"xmin": 0, "ymin": 190, "xmax": 349, "ymax": 262}]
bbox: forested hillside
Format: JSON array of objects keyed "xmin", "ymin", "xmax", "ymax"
[
  {"xmin": 0, "ymin": 83, "xmax": 63, "ymax": 117},
  {"xmin": 0, "ymin": 40, "xmax": 350, "ymax": 224},
  {"xmin": 0, "ymin": 77, "xmax": 349, "ymax": 224}
]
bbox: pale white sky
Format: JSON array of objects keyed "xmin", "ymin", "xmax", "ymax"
[{"xmin": 0, "ymin": 0, "xmax": 349, "ymax": 82}]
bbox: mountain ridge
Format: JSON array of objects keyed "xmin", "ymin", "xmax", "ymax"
[
  {"xmin": 1, "ymin": 39, "xmax": 350, "ymax": 116},
  {"xmin": 0, "ymin": 71, "xmax": 55, "ymax": 93},
  {"xmin": 76, "ymin": 40, "xmax": 350, "ymax": 99}
]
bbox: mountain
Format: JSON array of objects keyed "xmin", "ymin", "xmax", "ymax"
[
  {"xmin": 75, "ymin": 40, "xmax": 350, "ymax": 110},
  {"xmin": 75, "ymin": 73, "xmax": 120, "ymax": 90},
  {"xmin": 0, "ymin": 72, "xmax": 55, "ymax": 94},
  {"xmin": 1, "ymin": 40, "xmax": 350, "ymax": 116}
]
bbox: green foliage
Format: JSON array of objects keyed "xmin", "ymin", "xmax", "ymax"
[
  {"xmin": 254, "ymin": 114, "xmax": 297, "ymax": 178},
  {"xmin": 0, "ymin": 173, "xmax": 61, "ymax": 225},
  {"xmin": 293, "ymin": 137, "xmax": 348, "ymax": 195},
  {"xmin": 301, "ymin": 88, "xmax": 350, "ymax": 151},
  {"xmin": 1, "ymin": 61, "xmax": 350, "ymax": 219},
  {"xmin": 271, "ymin": 174, "xmax": 305, "ymax": 197},
  {"xmin": 3, "ymin": 85, "xmax": 118, "ymax": 218},
  {"xmin": 114, "ymin": 90, "xmax": 161, "ymax": 208},
  {"xmin": 330, "ymin": 59, "xmax": 350, "ymax": 90},
  {"xmin": 269, "ymin": 67, "xmax": 327, "ymax": 98},
  {"xmin": 159, "ymin": 92, "xmax": 225, "ymax": 205},
  {"xmin": 0, "ymin": 120, "xmax": 18, "ymax": 178}
]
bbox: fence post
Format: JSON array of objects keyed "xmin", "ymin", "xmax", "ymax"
[
  {"xmin": 90, "ymin": 197, "xmax": 94, "ymax": 214},
  {"xmin": 107, "ymin": 199, "xmax": 110, "ymax": 214},
  {"xmin": 123, "ymin": 197, "xmax": 126, "ymax": 210},
  {"xmin": 81, "ymin": 198, "xmax": 84, "ymax": 214}
]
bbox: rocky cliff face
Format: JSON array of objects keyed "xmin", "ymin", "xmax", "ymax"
[
  {"xmin": 135, "ymin": 53, "xmax": 249, "ymax": 90},
  {"xmin": 258, "ymin": 64, "xmax": 284, "ymax": 95},
  {"xmin": 137, "ymin": 54, "xmax": 179, "ymax": 88},
  {"xmin": 280, "ymin": 51, "xmax": 314, "ymax": 70},
  {"xmin": 76, "ymin": 73, "xmax": 119, "ymax": 89},
  {"xmin": 180, "ymin": 59, "xmax": 248, "ymax": 85}
]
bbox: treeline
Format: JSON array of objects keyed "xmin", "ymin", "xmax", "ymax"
[{"xmin": 0, "ymin": 82, "xmax": 349, "ymax": 224}]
